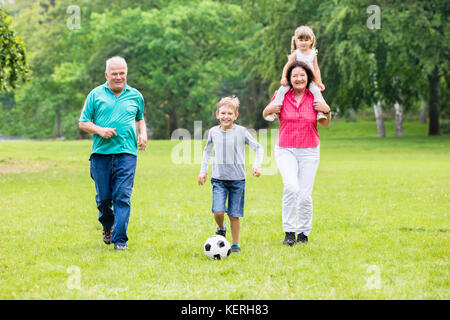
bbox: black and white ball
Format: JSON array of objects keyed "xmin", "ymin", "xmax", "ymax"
[{"xmin": 204, "ymin": 235, "xmax": 231, "ymax": 260}]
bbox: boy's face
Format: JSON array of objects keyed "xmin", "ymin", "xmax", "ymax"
[{"xmin": 216, "ymin": 105, "xmax": 238, "ymax": 130}]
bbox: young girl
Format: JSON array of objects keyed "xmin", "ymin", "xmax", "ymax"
[{"xmin": 265, "ymin": 25, "xmax": 327, "ymax": 121}]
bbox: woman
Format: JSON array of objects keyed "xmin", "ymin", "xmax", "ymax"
[{"xmin": 263, "ymin": 61, "xmax": 330, "ymax": 246}]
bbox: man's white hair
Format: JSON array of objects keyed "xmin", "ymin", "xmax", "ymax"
[{"xmin": 105, "ymin": 56, "xmax": 127, "ymax": 74}]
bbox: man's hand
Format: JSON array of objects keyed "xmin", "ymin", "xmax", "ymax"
[
  {"xmin": 138, "ymin": 134, "xmax": 147, "ymax": 151},
  {"xmin": 252, "ymin": 167, "xmax": 261, "ymax": 177},
  {"xmin": 198, "ymin": 173, "xmax": 207, "ymax": 186},
  {"xmin": 98, "ymin": 127, "xmax": 117, "ymax": 139}
]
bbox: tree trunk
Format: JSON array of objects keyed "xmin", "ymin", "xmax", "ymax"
[
  {"xmin": 394, "ymin": 102, "xmax": 403, "ymax": 137},
  {"xmin": 55, "ymin": 107, "xmax": 62, "ymax": 138},
  {"xmin": 373, "ymin": 101, "xmax": 385, "ymax": 137},
  {"xmin": 419, "ymin": 99, "xmax": 427, "ymax": 124},
  {"xmin": 428, "ymin": 66, "xmax": 440, "ymax": 136},
  {"xmin": 168, "ymin": 111, "xmax": 178, "ymax": 138},
  {"xmin": 348, "ymin": 108, "xmax": 356, "ymax": 122}
]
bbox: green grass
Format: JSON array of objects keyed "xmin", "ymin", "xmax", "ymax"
[{"xmin": 0, "ymin": 121, "xmax": 448, "ymax": 299}]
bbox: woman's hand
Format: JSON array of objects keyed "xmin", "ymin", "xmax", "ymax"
[
  {"xmin": 269, "ymin": 102, "xmax": 282, "ymax": 114},
  {"xmin": 313, "ymin": 100, "xmax": 330, "ymax": 114},
  {"xmin": 263, "ymin": 101, "xmax": 282, "ymax": 119}
]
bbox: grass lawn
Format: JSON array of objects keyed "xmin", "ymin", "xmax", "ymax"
[{"xmin": 0, "ymin": 121, "xmax": 448, "ymax": 299}]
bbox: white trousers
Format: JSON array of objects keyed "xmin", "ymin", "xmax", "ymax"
[{"xmin": 275, "ymin": 145, "xmax": 320, "ymax": 236}]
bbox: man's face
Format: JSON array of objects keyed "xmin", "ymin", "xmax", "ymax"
[{"xmin": 105, "ymin": 62, "xmax": 127, "ymax": 93}]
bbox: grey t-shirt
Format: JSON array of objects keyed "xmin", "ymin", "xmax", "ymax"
[{"xmin": 200, "ymin": 125, "xmax": 263, "ymax": 180}]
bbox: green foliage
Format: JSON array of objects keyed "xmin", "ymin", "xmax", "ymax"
[
  {"xmin": 0, "ymin": 0, "xmax": 448, "ymax": 138},
  {"xmin": 0, "ymin": 10, "xmax": 30, "ymax": 92}
]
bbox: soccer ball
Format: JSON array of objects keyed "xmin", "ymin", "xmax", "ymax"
[{"xmin": 203, "ymin": 235, "xmax": 231, "ymax": 260}]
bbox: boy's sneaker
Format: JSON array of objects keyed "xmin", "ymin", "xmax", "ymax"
[
  {"xmin": 316, "ymin": 112, "xmax": 327, "ymax": 120},
  {"xmin": 216, "ymin": 227, "xmax": 226, "ymax": 238},
  {"xmin": 231, "ymin": 244, "xmax": 241, "ymax": 253},
  {"xmin": 283, "ymin": 232, "xmax": 296, "ymax": 246},
  {"xmin": 102, "ymin": 227, "xmax": 113, "ymax": 245},
  {"xmin": 114, "ymin": 244, "xmax": 129, "ymax": 251},
  {"xmin": 297, "ymin": 232, "xmax": 308, "ymax": 243}
]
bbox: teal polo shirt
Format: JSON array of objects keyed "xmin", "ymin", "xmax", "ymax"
[{"xmin": 79, "ymin": 82, "xmax": 145, "ymax": 156}]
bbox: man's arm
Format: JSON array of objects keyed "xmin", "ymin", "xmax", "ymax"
[
  {"xmin": 78, "ymin": 121, "xmax": 117, "ymax": 139},
  {"xmin": 136, "ymin": 119, "xmax": 147, "ymax": 151}
]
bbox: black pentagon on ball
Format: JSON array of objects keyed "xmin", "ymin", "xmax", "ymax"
[
  {"xmin": 217, "ymin": 240, "xmax": 225, "ymax": 248},
  {"xmin": 227, "ymin": 249, "xmax": 231, "ymax": 256},
  {"xmin": 205, "ymin": 244, "xmax": 211, "ymax": 251},
  {"xmin": 213, "ymin": 254, "xmax": 221, "ymax": 260}
]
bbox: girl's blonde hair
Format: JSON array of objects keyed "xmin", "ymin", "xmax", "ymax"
[
  {"xmin": 291, "ymin": 25, "xmax": 316, "ymax": 54},
  {"xmin": 216, "ymin": 95, "xmax": 240, "ymax": 113}
]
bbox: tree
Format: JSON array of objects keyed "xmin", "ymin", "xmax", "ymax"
[{"xmin": 0, "ymin": 10, "xmax": 30, "ymax": 92}]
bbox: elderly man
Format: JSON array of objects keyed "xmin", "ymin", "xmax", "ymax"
[{"xmin": 79, "ymin": 56, "xmax": 147, "ymax": 251}]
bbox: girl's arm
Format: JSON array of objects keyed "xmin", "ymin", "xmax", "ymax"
[
  {"xmin": 313, "ymin": 55, "xmax": 325, "ymax": 91},
  {"xmin": 280, "ymin": 52, "xmax": 297, "ymax": 85}
]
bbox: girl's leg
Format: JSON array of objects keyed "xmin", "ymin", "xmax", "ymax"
[
  {"xmin": 309, "ymin": 82, "xmax": 327, "ymax": 120},
  {"xmin": 265, "ymin": 86, "xmax": 290, "ymax": 121},
  {"xmin": 273, "ymin": 85, "xmax": 290, "ymax": 105}
]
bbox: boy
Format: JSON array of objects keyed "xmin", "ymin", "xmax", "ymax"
[{"xmin": 198, "ymin": 96, "xmax": 263, "ymax": 253}]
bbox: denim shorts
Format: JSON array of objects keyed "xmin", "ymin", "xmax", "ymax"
[{"xmin": 211, "ymin": 178, "xmax": 246, "ymax": 218}]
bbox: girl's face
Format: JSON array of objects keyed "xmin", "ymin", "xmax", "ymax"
[
  {"xmin": 290, "ymin": 67, "xmax": 308, "ymax": 92},
  {"xmin": 295, "ymin": 36, "xmax": 313, "ymax": 51},
  {"xmin": 216, "ymin": 105, "xmax": 238, "ymax": 130}
]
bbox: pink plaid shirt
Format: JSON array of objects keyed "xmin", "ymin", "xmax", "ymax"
[{"xmin": 272, "ymin": 88, "xmax": 320, "ymax": 148}]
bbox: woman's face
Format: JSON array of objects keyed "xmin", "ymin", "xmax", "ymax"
[{"xmin": 290, "ymin": 67, "xmax": 308, "ymax": 92}]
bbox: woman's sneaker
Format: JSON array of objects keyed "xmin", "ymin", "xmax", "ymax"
[
  {"xmin": 297, "ymin": 232, "xmax": 308, "ymax": 243},
  {"xmin": 283, "ymin": 232, "xmax": 296, "ymax": 246}
]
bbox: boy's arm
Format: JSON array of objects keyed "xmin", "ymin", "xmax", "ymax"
[
  {"xmin": 198, "ymin": 130, "xmax": 214, "ymax": 185},
  {"xmin": 244, "ymin": 130, "xmax": 264, "ymax": 176},
  {"xmin": 280, "ymin": 52, "xmax": 298, "ymax": 85}
]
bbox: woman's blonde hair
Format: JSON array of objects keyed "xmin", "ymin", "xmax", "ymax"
[
  {"xmin": 291, "ymin": 25, "xmax": 317, "ymax": 53},
  {"xmin": 216, "ymin": 95, "xmax": 240, "ymax": 113}
]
